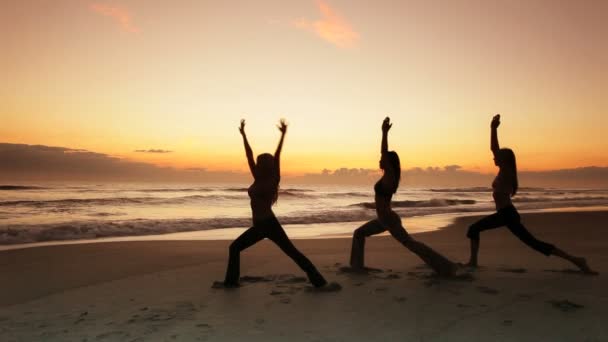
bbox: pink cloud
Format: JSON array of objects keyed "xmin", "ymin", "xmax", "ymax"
[
  {"xmin": 90, "ymin": 3, "xmax": 140, "ymax": 33},
  {"xmin": 294, "ymin": 0, "xmax": 359, "ymax": 48}
]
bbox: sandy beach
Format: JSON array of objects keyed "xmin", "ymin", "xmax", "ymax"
[{"xmin": 1, "ymin": 210, "xmax": 607, "ymax": 341}]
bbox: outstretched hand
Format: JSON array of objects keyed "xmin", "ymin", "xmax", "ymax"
[
  {"xmin": 239, "ymin": 119, "xmax": 246, "ymax": 135},
  {"xmin": 277, "ymin": 119, "xmax": 288, "ymax": 134},
  {"xmin": 491, "ymin": 114, "xmax": 501, "ymax": 129},
  {"xmin": 382, "ymin": 116, "xmax": 392, "ymax": 133}
]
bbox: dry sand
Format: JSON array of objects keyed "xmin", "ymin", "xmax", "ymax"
[{"xmin": 1, "ymin": 211, "xmax": 607, "ymax": 341}]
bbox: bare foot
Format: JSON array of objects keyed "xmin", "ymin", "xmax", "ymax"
[{"xmin": 574, "ymin": 258, "xmax": 599, "ymax": 275}]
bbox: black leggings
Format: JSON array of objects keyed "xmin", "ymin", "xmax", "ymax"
[
  {"xmin": 224, "ymin": 216, "xmax": 327, "ymax": 287},
  {"xmin": 467, "ymin": 205, "xmax": 555, "ymax": 256}
]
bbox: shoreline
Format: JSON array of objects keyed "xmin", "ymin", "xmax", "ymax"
[{"xmin": 1, "ymin": 206, "xmax": 607, "ymax": 252}]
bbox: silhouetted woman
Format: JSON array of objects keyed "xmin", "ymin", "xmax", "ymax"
[
  {"xmin": 349, "ymin": 117, "xmax": 458, "ymax": 276},
  {"xmin": 223, "ymin": 119, "xmax": 329, "ymax": 287},
  {"xmin": 466, "ymin": 114, "xmax": 597, "ymax": 274}
]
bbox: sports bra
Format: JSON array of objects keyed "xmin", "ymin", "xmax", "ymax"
[
  {"xmin": 374, "ymin": 179, "xmax": 394, "ymax": 198},
  {"xmin": 248, "ymin": 182, "xmax": 277, "ymax": 202}
]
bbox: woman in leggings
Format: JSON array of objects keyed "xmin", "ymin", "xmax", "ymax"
[
  {"xmin": 349, "ymin": 117, "xmax": 459, "ymax": 276},
  {"xmin": 466, "ymin": 114, "xmax": 597, "ymax": 274},
  {"xmin": 222, "ymin": 119, "xmax": 331, "ymax": 287}
]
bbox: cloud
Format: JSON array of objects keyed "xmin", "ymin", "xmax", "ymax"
[
  {"xmin": 293, "ymin": 165, "xmax": 608, "ymax": 188},
  {"xmin": 134, "ymin": 149, "xmax": 173, "ymax": 153},
  {"xmin": 519, "ymin": 167, "xmax": 608, "ymax": 188},
  {"xmin": 0, "ymin": 143, "xmax": 244, "ymax": 182},
  {"xmin": 294, "ymin": 0, "xmax": 359, "ymax": 48},
  {"xmin": 90, "ymin": 3, "xmax": 140, "ymax": 33},
  {"xmin": 2, "ymin": 143, "xmax": 607, "ymax": 188}
]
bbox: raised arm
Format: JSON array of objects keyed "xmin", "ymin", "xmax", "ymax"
[
  {"xmin": 274, "ymin": 119, "xmax": 287, "ymax": 177},
  {"xmin": 239, "ymin": 119, "xmax": 256, "ymax": 177},
  {"xmin": 490, "ymin": 114, "xmax": 500, "ymax": 155},
  {"xmin": 381, "ymin": 117, "xmax": 392, "ymax": 155}
]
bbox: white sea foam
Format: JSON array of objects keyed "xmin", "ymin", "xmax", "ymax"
[{"xmin": 1, "ymin": 183, "xmax": 607, "ymax": 244}]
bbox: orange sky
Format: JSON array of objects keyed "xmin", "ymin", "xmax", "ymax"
[{"xmin": 1, "ymin": 0, "xmax": 607, "ymax": 176}]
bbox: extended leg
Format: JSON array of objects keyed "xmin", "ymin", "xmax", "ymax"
[
  {"xmin": 507, "ymin": 221, "xmax": 555, "ymax": 256},
  {"xmin": 551, "ymin": 248, "xmax": 598, "ymax": 275},
  {"xmin": 387, "ymin": 222, "xmax": 456, "ymax": 276},
  {"xmin": 349, "ymin": 220, "xmax": 386, "ymax": 269},
  {"xmin": 268, "ymin": 224, "xmax": 327, "ymax": 287},
  {"xmin": 507, "ymin": 221, "xmax": 598, "ymax": 275},
  {"xmin": 224, "ymin": 226, "xmax": 265, "ymax": 286}
]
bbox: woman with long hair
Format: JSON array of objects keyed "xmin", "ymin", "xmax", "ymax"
[
  {"xmin": 466, "ymin": 114, "xmax": 597, "ymax": 274},
  {"xmin": 349, "ymin": 117, "xmax": 459, "ymax": 276},
  {"xmin": 222, "ymin": 119, "xmax": 331, "ymax": 288}
]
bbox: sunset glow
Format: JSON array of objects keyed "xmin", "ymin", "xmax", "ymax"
[{"xmin": 2, "ymin": 0, "xmax": 607, "ymax": 177}]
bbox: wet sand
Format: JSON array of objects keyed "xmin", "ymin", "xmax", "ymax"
[{"xmin": 1, "ymin": 211, "xmax": 607, "ymax": 341}]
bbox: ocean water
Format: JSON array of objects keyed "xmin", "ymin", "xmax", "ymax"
[{"xmin": 1, "ymin": 183, "xmax": 608, "ymax": 246}]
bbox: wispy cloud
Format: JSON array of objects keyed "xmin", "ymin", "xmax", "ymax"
[
  {"xmin": 294, "ymin": 0, "xmax": 359, "ymax": 48},
  {"xmin": 134, "ymin": 149, "xmax": 173, "ymax": 153},
  {"xmin": 90, "ymin": 3, "xmax": 140, "ymax": 33}
]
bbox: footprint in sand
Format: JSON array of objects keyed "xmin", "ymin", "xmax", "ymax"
[
  {"xmin": 548, "ymin": 300, "xmax": 584, "ymax": 312},
  {"xmin": 544, "ymin": 269, "xmax": 586, "ymax": 275},
  {"xmin": 424, "ymin": 278, "xmax": 440, "ymax": 287},
  {"xmin": 374, "ymin": 273, "xmax": 401, "ymax": 280},
  {"xmin": 214, "ymin": 274, "xmax": 311, "ymax": 293},
  {"xmin": 498, "ymin": 267, "xmax": 527, "ymax": 274},
  {"xmin": 338, "ymin": 266, "xmax": 384, "ymax": 275},
  {"xmin": 211, "ymin": 281, "xmax": 240, "ymax": 289},
  {"xmin": 277, "ymin": 275, "xmax": 307, "ymax": 284},
  {"xmin": 385, "ymin": 273, "xmax": 401, "ymax": 279},
  {"xmin": 240, "ymin": 275, "xmax": 273, "ymax": 283},
  {"xmin": 73, "ymin": 311, "xmax": 89, "ymax": 324},
  {"xmin": 370, "ymin": 287, "xmax": 388, "ymax": 294},
  {"xmin": 149, "ymin": 312, "xmax": 176, "ymax": 322},
  {"xmin": 306, "ymin": 282, "xmax": 342, "ymax": 292},
  {"xmin": 476, "ymin": 286, "xmax": 500, "ymax": 295},
  {"xmin": 95, "ymin": 331, "xmax": 126, "ymax": 340}
]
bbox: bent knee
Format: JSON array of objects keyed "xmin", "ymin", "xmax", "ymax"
[
  {"xmin": 229, "ymin": 241, "xmax": 241, "ymax": 253},
  {"xmin": 466, "ymin": 225, "xmax": 480, "ymax": 240},
  {"xmin": 353, "ymin": 228, "xmax": 366, "ymax": 239},
  {"xmin": 388, "ymin": 227, "xmax": 412, "ymax": 244}
]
